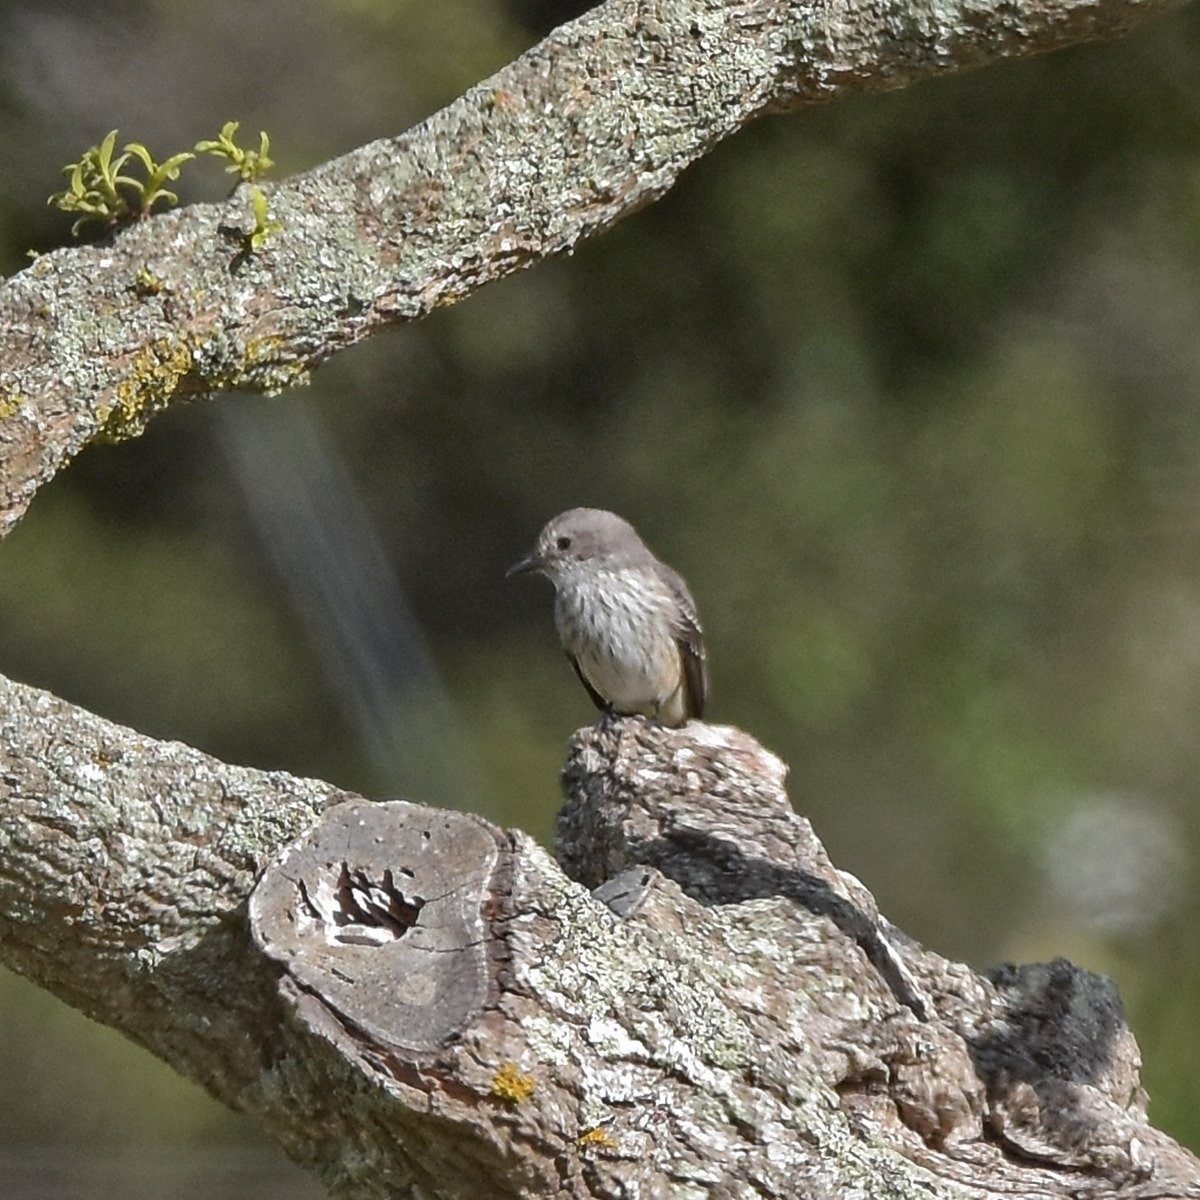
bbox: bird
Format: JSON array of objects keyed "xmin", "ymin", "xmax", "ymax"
[{"xmin": 506, "ymin": 508, "xmax": 706, "ymax": 726}]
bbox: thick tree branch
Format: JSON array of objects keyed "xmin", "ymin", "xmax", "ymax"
[
  {"xmin": 0, "ymin": 0, "xmax": 1182, "ymax": 538},
  {"xmin": 2, "ymin": 673, "xmax": 1197, "ymax": 1198},
  {"xmin": 2, "ymin": 2, "xmax": 1196, "ymax": 1195},
  {"xmin": 0, "ymin": 676, "xmax": 342, "ymax": 1101}
]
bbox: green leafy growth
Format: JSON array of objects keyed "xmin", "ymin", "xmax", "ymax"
[
  {"xmin": 195, "ymin": 121, "xmax": 274, "ymax": 183},
  {"xmin": 246, "ymin": 186, "xmax": 283, "ymax": 251},
  {"xmin": 48, "ymin": 130, "xmax": 194, "ymax": 235},
  {"xmin": 123, "ymin": 143, "xmax": 194, "ymax": 209},
  {"xmin": 134, "ymin": 267, "xmax": 166, "ymax": 297}
]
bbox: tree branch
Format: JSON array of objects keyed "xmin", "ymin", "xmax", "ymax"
[
  {"xmin": 2, "ymin": 674, "xmax": 1197, "ymax": 1197},
  {"xmin": 3, "ymin": 1, "xmax": 1196, "ymax": 1194},
  {"xmin": 0, "ymin": 0, "xmax": 1182, "ymax": 538}
]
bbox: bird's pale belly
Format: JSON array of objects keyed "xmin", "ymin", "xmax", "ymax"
[{"xmin": 555, "ymin": 577, "xmax": 685, "ymax": 721}]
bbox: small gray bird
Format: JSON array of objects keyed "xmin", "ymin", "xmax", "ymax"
[{"xmin": 507, "ymin": 508, "xmax": 706, "ymax": 726}]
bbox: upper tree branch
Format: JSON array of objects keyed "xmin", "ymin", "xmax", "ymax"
[{"xmin": 0, "ymin": 0, "xmax": 1182, "ymax": 537}]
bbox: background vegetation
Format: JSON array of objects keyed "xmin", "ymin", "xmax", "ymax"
[{"xmin": 2, "ymin": 0, "xmax": 1199, "ymax": 1193}]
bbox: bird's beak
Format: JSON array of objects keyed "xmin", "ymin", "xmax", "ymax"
[{"xmin": 505, "ymin": 551, "xmax": 542, "ymax": 578}]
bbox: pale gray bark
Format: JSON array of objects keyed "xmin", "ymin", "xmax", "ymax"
[
  {"xmin": 3, "ymin": 678, "xmax": 1198, "ymax": 1197},
  {"xmin": 1, "ymin": 0, "xmax": 1197, "ymax": 1196},
  {"xmin": 0, "ymin": 0, "xmax": 1184, "ymax": 538}
]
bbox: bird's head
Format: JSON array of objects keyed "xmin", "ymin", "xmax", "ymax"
[{"xmin": 506, "ymin": 507, "xmax": 644, "ymax": 584}]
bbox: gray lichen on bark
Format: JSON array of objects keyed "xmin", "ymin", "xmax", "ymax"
[{"xmin": 0, "ymin": 0, "xmax": 1184, "ymax": 539}]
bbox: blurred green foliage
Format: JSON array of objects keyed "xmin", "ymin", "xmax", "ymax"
[{"xmin": 2, "ymin": 0, "xmax": 1200, "ymax": 1189}]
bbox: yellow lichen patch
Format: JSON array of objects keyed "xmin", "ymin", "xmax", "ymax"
[
  {"xmin": 227, "ymin": 336, "xmax": 311, "ymax": 396},
  {"xmin": 134, "ymin": 268, "xmax": 166, "ymax": 297},
  {"xmin": 242, "ymin": 334, "xmax": 284, "ymax": 367},
  {"xmin": 577, "ymin": 1127, "xmax": 618, "ymax": 1152},
  {"xmin": 0, "ymin": 392, "xmax": 25, "ymax": 420},
  {"xmin": 489, "ymin": 1061, "xmax": 536, "ymax": 1104},
  {"xmin": 103, "ymin": 337, "xmax": 195, "ymax": 442},
  {"xmin": 92, "ymin": 327, "xmax": 311, "ymax": 445}
]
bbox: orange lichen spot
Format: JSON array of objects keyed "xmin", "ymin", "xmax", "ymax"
[
  {"xmin": 490, "ymin": 1061, "xmax": 536, "ymax": 1104},
  {"xmin": 577, "ymin": 1127, "xmax": 618, "ymax": 1152},
  {"xmin": 488, "ymin": 87, "xmax": 519, "ymax": 112}
]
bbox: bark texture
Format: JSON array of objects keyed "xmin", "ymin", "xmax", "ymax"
[
  {"xmin": 2, "ymin": 0, "xmax": 1197, "ymax": 1195},
  {"xmin": 1, "ymin": 675, "xmax": 1198, "ymax": 1198},
  {"xmin": 0, "ymin": 0, "xmax": 1182, "ymax": 537}
]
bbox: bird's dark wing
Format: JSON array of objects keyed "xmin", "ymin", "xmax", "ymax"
[
  {"xmin": 567, "ymin": 653, "xmax": 608, "ymax": 712},
  {"xmin": 660, "ymin": 564, "xmax": 707, "ymax": 720}
]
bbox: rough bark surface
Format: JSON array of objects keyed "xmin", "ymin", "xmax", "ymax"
[
  {"xmin": 2, "ymin": 676, "xmax": 1198, "ymax": 1198},
  {"xmin": 0, "ymin": 0, "xmax": 1183, "ymax": 537},
  {"xmin": 2, "ymin": 0, "xmax": 1197, "ymax": 1195}
]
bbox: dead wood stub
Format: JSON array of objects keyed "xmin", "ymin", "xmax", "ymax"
[
  {"xmin": 227, "ymin": 716, "xmax": 1200, "ymax": 1196},
  {"xmin": 555, "ymin": 717, "xmax": 1200, "ymax": 1195},
  {"xmin": 250, "ymin": 798, "xmax": 510, "ymax": 1056}
]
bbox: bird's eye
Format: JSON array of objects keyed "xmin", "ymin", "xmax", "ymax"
[{"xmin": 556, "ymin": 535, "xmax": 572, "ymax": 551}]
